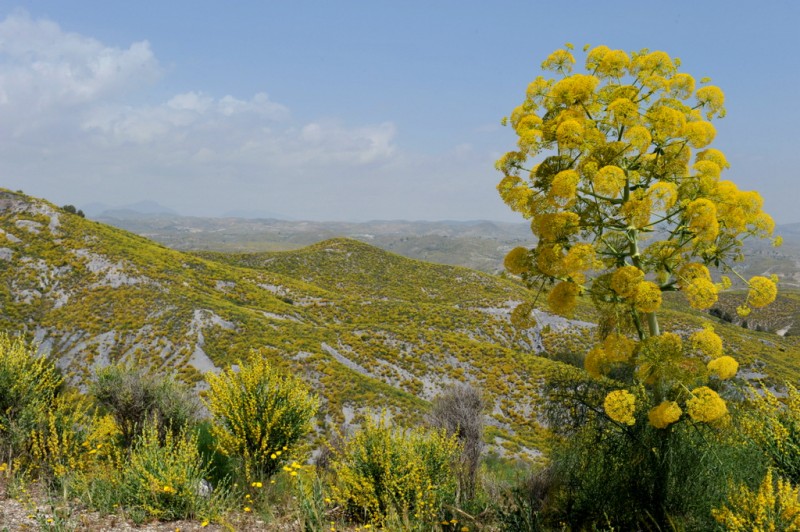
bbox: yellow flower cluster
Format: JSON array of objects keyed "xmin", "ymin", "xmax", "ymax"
[
  {"xmin": 548, "ymin": 281, "xmax": 580, "ymax": 317},
  {"xmin": 689, "ymin": 326, "xmax": 723, "ymax": 358},
  {"xmin": 503, "ymin": 247, "xmax": 529, "ymax": 275},
  {"xmin": 586, "ymin": 45, "xmax": 630, "ymax": 78},
  {"xmin": 634, "ymin": 281, "xmax": 662, "ymax": 313},
  {"xmin": 686, "ymin": 198, "xmax": 719, "ymax": 243},
  {"xmin": 611, "ymin": 265, "xmax": 645, "ymax": 299},
  {"xmin": 593, "ymin": 165, "xmax": 626, "ymax": 197},
  {"xmin": 696, "ymin": 85, "xmax": 725, "ymax": 119},
  {"xmin": 707, "ymin": 356, "xmax": 738, "ymax": 380},
  {"xmin": 604, "ymin": 390, "xmax": 637, "ymax": 426},
  {"xmin": 584, "ymin": 333, "xmax": 635, "ymax": 378},
  {"xmin": 682, "ymin": 120, "xmax": 716, "ymax": 149},
  {"xmin": 648, "ymin": 401, "xmax": 682, "ymax": 429},
  {"xmin": 748, "ymin": 276, "xmax": 778, "ymax": 308},
  {"xmin": 532, "ymin": 211, "xmax": 580, "ymax": 242},
  {"xmin": 549, "ymin": 169, "xmax": 580, "ymax": 206},
  {"xmin": 686, "ymin": 386, "xmax": 727, "ymax": 423},
  {"xmin": 683, "ymin": 277, "xmax": 718, "ymax": 310}
]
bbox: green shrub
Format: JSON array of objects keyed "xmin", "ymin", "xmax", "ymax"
[
  {"xmin": 427, "ymin": 384, "xmax": 486, "ymax": 503},
  {"xmin": 204, "ymin": 355, "xmax": 319, "ymax": 483},
  {"xmin": 118, "ymin": 419, "xmax": 221, "ymax": 522},
  {"xmin": 90, "ymin": 363, "xmax": 200, "ymax": 448},
  {"xmin": 329, "ymin": 414, "xmax": 461, "ymax": 527},
  {"xmin": 539, "ymin": 367, "xmax": 766, "ymax": 530},
  {"xmin": 0, "ymin": 333, "xmax": 62, "ymax": 461},
  {"xmin": 742, "ymin": 383, "xmax": 800, "ymax": 483}
]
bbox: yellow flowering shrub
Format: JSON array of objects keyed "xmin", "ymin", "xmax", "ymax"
[
  {"xmin": 118, "ymin": 420, "xmax": 219, "ymax": 522},
  {"xmin": 742, "ymin": 384, "xmax": 800, "ymax": 482},
  {"xmin": 205, "ymin": 356, "xmax": 319, "ymax": 482},
  {"xmin": 330, "ymin": 415, "xmax": 460, "ymax": 527},
  {"xmin": 0, "ymin": 333, "xmax": 62, "ymax": 459},
  {"xmin": 713, "ymin": 469, "xmax": 800, "ymax": 531},
  {"xmin": 604, "ymin": 390, "xmax": 636, "ymax": 426}
]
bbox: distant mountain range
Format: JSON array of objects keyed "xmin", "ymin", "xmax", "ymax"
[{"xmin": 93, "ymin": 208, "xmax": 800, "ymax": 287}]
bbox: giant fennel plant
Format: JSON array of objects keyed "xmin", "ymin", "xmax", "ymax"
[{"xmin": 497, "ymin": 44, "xmax": 779, "ymax": 432}]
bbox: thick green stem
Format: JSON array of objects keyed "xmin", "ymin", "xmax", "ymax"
[{"xmin": 628, "ymin": 227, "xmax": 661, "ymax": 338}]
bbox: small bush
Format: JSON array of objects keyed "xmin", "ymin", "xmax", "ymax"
[
  {"xmin": 90, "ymin": 364, "xmax": 200, "ymax": 448},
  {"xmin": 329, "ymin": 414, "xmax": 461, "ymax": 527},
  {"xmin": 29, "ymin": 390, "xmax": 97, "ymax": 484},
  {"xmin": 119, "ymin": 419, "xmax": 220, "ymax": 522},
  {"xmin": 742, "ymin": 383, "xmax": 800, "ymax": 483},
  {"xmin": 427, "ymin": 384, "xmax": 486, "ymax": 503},
  {"xmin": 0, "ymin": 333, "xmax": 62, "ymax": 461},
  {"xmin": 204, "ymin": 356, "xmax": 319, "ymax": 483}
]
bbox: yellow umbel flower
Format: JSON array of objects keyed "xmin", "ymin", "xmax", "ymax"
[
  {"xmin": 593, "ymin": 165, "xmax": 626, "ymax": 198},
  {"xmin": 686, "ymin": 198, "xmax": 719, "ymax": 243},
  {"xmin": 548, "ymin": 281, "xmax": 580, "ymax": 317},
  {"xmin": 611, "ymin": 265, "xmax": 645, "ymax": 299},
  {"xmin": 623, "ymin": 125, "xmax": 651, "ymax": 152},
  {"xmin": 648, "ymin": 401, "xmax": 682, "ymax": 429},
  {"xmin": 683, "ymin": 277, "xmax": 718, "ymax": 310},
  {"xmin": 503, "ymin": 247, "xmax": 529, "ymax": 275},
  {"xmin": 533, "ymin": 211, "xmax": 581, "ymax": 241},
  {"xmin": 602, "ymin": 333, "xmax": 635, "ymax": 363},
  {"xmin": 687, "ymin": 386, "xmax": 727, "ymax": 423},
  {"xmin": 682, "ymin": 120, "xmax": 716, "ymax": 149},
  {"xmin": 707, "ymin": 356, "xmax": 738, "ymax": 380},
  {"xmin": 696, "ymin": 85, "xmax": 725, "ymax": 119},
  {"xmin": 634, "ymin": 281, "xmax": 662, "ymax": 313},
  {"xmin": 690, "ymin": 326, "xmax": 723, "ymax": 358},
  {"xmin": 604, "ymin": 390, "xmax": 636, "ymax": 426},
  {"xmin": 549, "ymin": 169, "xmax": 580, "ymax": 206},
  {"xmin": 648, "ymin": 181, "xmax": 678, "ymax": 211},
  {"xmin": 748, "ymin": 276, "xmax": 777, "ymax": 308},
  {"xmin": 556, "ymin": 119, "xmax": 584, "ymax": 150}
]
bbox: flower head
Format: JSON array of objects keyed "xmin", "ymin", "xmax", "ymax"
[{"xmin": 604, "ymin": 389, "xmax": 637, "ymax": 425}]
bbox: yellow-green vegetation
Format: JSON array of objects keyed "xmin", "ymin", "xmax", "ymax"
[
  {"xmin": 205, "ymin": 356, "xmax": 319, "ymax": 482},
  {"xmin": 329, "ymin": 414, "xmax": 461, "ymax": 528},
  {"xmin": 0, "ymin": 332, "xmax": 62, "ymax": 460},
  {"xmin": 713, "ymin": 469, "xmax": 800, "ymax": 531}
]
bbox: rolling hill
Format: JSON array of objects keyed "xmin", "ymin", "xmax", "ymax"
[{"xmin": 2, "ymin": 189, "xmax": 800, "ymax": 460}]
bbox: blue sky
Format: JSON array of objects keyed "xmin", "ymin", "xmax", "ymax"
[{"xmin": 0, "ymin": 1, "xmax": 797, "ymax": 222}]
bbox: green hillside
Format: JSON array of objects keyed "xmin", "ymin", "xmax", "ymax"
[
  {"xmin": 2, "ymin": 188, "xmax": 800, "ymax": 462},
  {"xmin": 0, "ymin": 189, "xmax": 572, "ymax": 455}
]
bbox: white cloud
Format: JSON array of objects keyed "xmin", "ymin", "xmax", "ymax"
[
  {"xmin": 0, "ymin": 11, "xmax": 512, "ymax": 221},
  {"xmin": 0, "ymin": 11, "xmax": 159, "ymax": 111}
]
